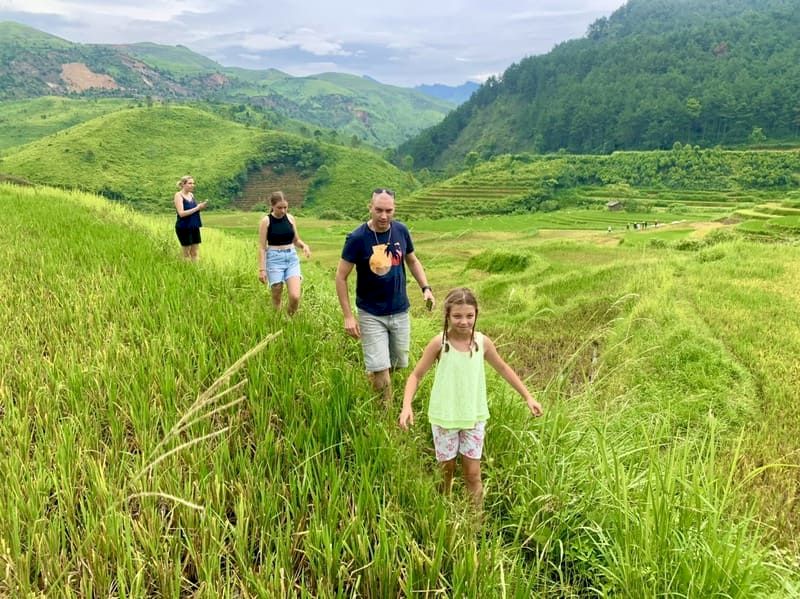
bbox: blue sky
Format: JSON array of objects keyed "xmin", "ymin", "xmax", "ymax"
[{"xmin": 1, "ymin": 0, "xmax": 626, "ymax": 87}]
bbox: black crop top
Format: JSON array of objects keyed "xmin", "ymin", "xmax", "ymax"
[{"xmin": 267, "ymin": 214, "xmax": 295, "ymax": 245}]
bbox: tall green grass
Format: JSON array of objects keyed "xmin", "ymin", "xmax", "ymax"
[{"xmin": 0, "ymin": 184, "xmax": 795, "ymax": 596}]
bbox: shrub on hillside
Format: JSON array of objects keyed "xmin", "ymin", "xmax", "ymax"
[
  {"xmin": 317, "ymin": 209, "xmax": 348, "ymax": 220},
  {"xmin": 466, "ymin": 250, "xmax": 530, "ymax": 273},
  {"xmin": 704, "ymin": 228, "xmax": 738, "ymax": 245},
  {"xmin": 697, "ymin": 247, "xmax": 726, "ymax": 263},
  {"xmin": 673, "ymin": 239, "xmax": 704, "ymax": 251}
]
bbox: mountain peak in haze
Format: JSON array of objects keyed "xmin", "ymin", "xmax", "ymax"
[{"xmin": 414, "ymin": 81, "xmax": 480, "ymax": 105}]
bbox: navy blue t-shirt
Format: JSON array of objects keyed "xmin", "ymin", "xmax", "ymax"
[{"xmin": 341, "ymin": 221, "xmax": 415, "ymax": 316}]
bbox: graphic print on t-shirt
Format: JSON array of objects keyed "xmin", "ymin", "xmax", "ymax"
[{"xmin": 368, "ymin": 242, "xmax": 403, "ymax": 276}]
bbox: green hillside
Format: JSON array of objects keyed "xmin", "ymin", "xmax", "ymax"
[
  {"xmin": 0, "ymin": 104, "xmax": 413, "ymax": 213},
  {"xmin": 226, "ymin": 71, "xmax": 454, "ymax": 147},
  {"xmin": 0, "ymin": 105, "xmax": 264, "ymax": 208},
  {"xmin": 0, "ymin": 96, "xmax": 131, "ymax": 151},
  {"xmin": 116, "ymin": 42, "xmax": 223, "ymax": 75},
  {"xmin": 0, "ymin": 21, "xmax": 189, "ymax": 99},
  {"xmin": 306, "ymin": 145, "xmax": 418, "ymax": 218},
  {"xmin": 400, "ymin": 0, "xmax": 800, "ymax": 169},
  {"xmin": 0, "ymin": 22, "xmax": 453, "ymax": 147},
  {"xmin": 399, "ymin": 148, "xmax": 800, "ymax": 219},
  {"xmin": 222, "ymin": 66, "xmax": 290, "ymax": 84},
  {"xmin": 0, "ymin": 20, "xmax": 72, "ymax": 47}
]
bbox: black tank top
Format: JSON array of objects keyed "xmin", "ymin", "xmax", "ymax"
[{"xmin": 267, "ymin": 214, "xmax": 294, "ymax": 245}]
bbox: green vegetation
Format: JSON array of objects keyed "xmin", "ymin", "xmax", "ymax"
[
  {"xmin": 5, "ymin": 107, "xmax": 794, "ymax": 224},
  {"xmin": 0, "ymin": 105, "xmax": 266, "ymax": 209},
  {"xmin": 228, "ymin": 71, "xmax": 454, "ymax": 148},
  {"xmin": 400, "ymin": 0, "xmax": 800, "ymax": 169},
  {"xmin": 0, "ymin": 104, "xmax": 412, "ymax": 213},
  {"xmin": 0, "ymin": 22, "xmax": 452, "ymax": 148},
  {"xmin": 466, "ymin": 250, "xmax": 531, "ymax": 273},
  {"xmin": 5, "ymin": 183, "xmax": 800, "ymax": 595},
  {"xmin": 0, "ymin": 21, "xmax": 171, "ymax": 99},
  {"xmin": 399, "ymin": 148, "xmax": 799, "ymax": 219},
  {"xmin": 0, "ymin": 96, "xmax": 131, "ymax": 151},
  {"xmin": 306, "ymin": 145, "xmax": 418, "ymax": 218},
  {"xmin": 117, "ymin": 42, "xmax": 224, "ymax": 75}
]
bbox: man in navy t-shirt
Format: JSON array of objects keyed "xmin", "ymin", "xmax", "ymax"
[{"xmin": 335, "ymin": 189, "xmax": 436, "ymax": 405}]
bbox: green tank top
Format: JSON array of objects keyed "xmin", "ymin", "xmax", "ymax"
[{"xmin": 427, "ymin": 332, "xmax": 490, "ymax": 429}]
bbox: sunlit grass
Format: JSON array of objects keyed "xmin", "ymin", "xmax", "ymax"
[{"xmin": 1, "ymin": 183, "xmax": 798, "ymax": 595}]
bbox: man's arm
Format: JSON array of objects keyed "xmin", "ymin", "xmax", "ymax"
[
  {"xmin": 335, "ymin": 259, "xmax": 360, "ymax": 338},
  {"xmin": 404, "ymin": 251, "xmax": 435, "ymax": 308}
]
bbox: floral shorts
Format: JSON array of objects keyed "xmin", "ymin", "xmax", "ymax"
[{"xmin": 431, "ymin": 421, "xmax": 486, "ymax": 462}]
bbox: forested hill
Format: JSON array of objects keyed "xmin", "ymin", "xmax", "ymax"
[{"xmin": 399, "ymin": 0, "xmax": 800, "ymax": 170}]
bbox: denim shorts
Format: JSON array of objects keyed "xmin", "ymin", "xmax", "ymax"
[
  {"xmin": 358, "ymin": 310, "xmax": 410, "ymax": 372},
  {"xmin": 266, "ymin": 247, "xmax": 301, "ymax": 285}
]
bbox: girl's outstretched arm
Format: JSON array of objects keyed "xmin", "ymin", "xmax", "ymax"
[
  {"xmin": 288, "ymin": 214, "xmax": 311, "ymax": 258},
  {"xmin": 483, "ymin": 335, "xmax": 543, "ymax": 417},
  {"xmin": 257, "ymin": 217, "xmax": 269, "ymax": 284},
  {"xmin": 399, "ymin": 334, "xmax": 443, "ymax": 430}
]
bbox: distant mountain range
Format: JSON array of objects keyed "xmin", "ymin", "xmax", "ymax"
[
  {"xmin": 400, "ymin": 0, "xmax": 800, "ymax": 169},
  {"xmin": 414, "ymin": 82, "xmax": 480, "ymax": 105},
  {"xmin": 0, "ymin": 21, "xmax": 453, "ymax": 147}
]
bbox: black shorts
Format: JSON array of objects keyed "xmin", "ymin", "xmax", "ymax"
[{"xmin": 175, "ymin": 226, "xmax": 201, "ymax": 246}]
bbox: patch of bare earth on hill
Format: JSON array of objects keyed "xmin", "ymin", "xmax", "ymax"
[{"xmin": 61, "ymin": 63, "xmax": 118, "ymax": 92}]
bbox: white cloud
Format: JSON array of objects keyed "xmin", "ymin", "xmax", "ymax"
[
  {"xmin": 469, "ymin": 72, "xmax": 500, "ymax": 83},
  {"xmin": 0, "ymin": 0, "xmax": 627, "ymax": 86},
  {"xmin": 2, "ymin": 0, "xmax": 219, "ymax": 21},
  {"xmin": 281, "ymin": 61, "xmax": 358, "ymax": 78}
]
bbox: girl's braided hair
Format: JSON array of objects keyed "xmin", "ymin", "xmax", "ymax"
[{"xmin": 441, "ymin": 287, "xmax": 479, "ymax": 357}]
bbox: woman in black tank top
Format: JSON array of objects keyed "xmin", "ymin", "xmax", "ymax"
[
  {"xmin": 257, "ymin": 191, "xmax": 311, "ymax": 315},
  {"xmin": 173, "ymin": 175, "xmax": 208, "ymax": 261}
]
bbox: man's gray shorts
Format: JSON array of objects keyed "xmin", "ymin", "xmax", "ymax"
[{"xmin": 358, "ymin": 310, "xmax": 410, "ymax": 372}]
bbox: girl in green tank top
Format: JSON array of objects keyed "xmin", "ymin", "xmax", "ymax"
[{"xmin": 399, "ymin": 288, "xmax": 543, "ymax": 507}]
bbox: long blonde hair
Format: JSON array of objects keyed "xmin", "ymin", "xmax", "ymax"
[
  {"xmin": 176, "ymin": 175, "xmax": 193, "ymax": 189},
  {"xmin": 441, "ymin": 287, "xmax": 479, "ymax": 357}
]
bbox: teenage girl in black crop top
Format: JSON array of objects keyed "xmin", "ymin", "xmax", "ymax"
[{"xmin": 258, "ymin": 191, "xmax": 311, "ymax": 315}]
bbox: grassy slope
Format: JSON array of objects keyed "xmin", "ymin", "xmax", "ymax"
[
  {"xmin": 0, "ymin": 105, "xmax": 264, "ymax": 208},
  {"xmin": 0, "ymin": 104, "xmax": 413, "ymax": 214},
  {"xmin": 0, "ymin": 20, "xmax": 72, "ymax": 47},
  {"xmin": 221, "ymin": 66, "xmax": 290, "ymax": 83},
  {"xmin": 308, "ymin": 145, "xmax": 418, "ymax": 218},
  {"xmin": 0, "ymin": 96, "xmax": 132, "ymax": 151},
  {"xmin": 117, "ymin": 42, "xmax": 223, "ymax": 75},
  {"xmin": 3, "ymin": 183, "xmax": 796, "ymax": 594}
]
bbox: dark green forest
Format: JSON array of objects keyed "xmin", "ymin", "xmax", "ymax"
[{"xmin": 400, "ymin": 0, "xmax": 800, "ymax": 170}]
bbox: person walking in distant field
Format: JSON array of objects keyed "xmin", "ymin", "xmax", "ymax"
[
  {"xmin": 335, "ymin": 188, "xmax": 435, "ymax": 405},
  {"xmin": 258, "ymin": 191, "xmax": 311, "ymax": 315},
  {"xmin": 174, "ymin": 175, "xmax": 208, "ymax": 261},
  {"xmin": 398, "ymin": 288, "xmax": 543, "ymax": 508}
]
